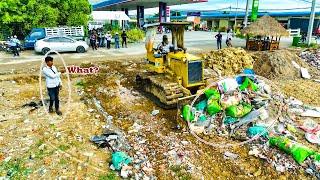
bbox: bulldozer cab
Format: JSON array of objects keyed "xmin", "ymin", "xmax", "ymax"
[{"xmin": 144, "ymin": 22, "xmax": 189, "ymax": 53}]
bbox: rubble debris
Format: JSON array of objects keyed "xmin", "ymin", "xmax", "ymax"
[
  {"xmin": 151, "ymin": 109, "xmax": 160, "ymax": 116},
  {"xmin": 305, "ymin": 132, "xmax": 320, "ymax": 145},
  {"xmin": 300, "ymin": 109, "xmax": 320, "ymax": 118},
  {"xmin": 203, "ymin": 47, "xmax": 254, "ymax": 76},
  {"xmin": 22, "ymin": 100, "xmax": 46, "ymax": 109},
  {"xmin": 300, "ymin": 67, "xmax": 311, "ymax": 79},
  {"xmin": 299, "ymin": 119, "xmax": 320, "ymax": 134},
  {"xmin": 223, "ymin": 151, "xmax": 239, "ymax": 160},
  {"xmin": 300, "ymin": 49, "xmax": 320, "ymax": 70}
]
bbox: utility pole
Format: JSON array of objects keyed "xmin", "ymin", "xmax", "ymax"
[
  {"xmin": 307, "ymin": 0, "xmax": 317, "ymax": 45},
  {"xmin": 244, "ymin": 0, "xmax": 251, "ymax": 27},
  {"xmin": 234, "ymin": 0, "xmax": 239, "ymax": 31}
]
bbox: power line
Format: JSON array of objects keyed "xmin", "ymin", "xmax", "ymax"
[{"xmin": 295, "ymin": 0, "xmax": 312, "ymax": 3}]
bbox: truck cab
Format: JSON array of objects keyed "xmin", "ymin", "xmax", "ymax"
[{"xmin": 24, "ymin": 28, "xmax": 46, "ymax": 49}]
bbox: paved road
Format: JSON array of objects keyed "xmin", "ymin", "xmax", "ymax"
[{"xmin": 0, "ymin": 31, "xmax": 293, "ymax": 70}]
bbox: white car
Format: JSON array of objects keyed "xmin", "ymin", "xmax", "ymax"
[{"xmin": 35, "ymin": 36, "xmax": 89, "ymax": 54}]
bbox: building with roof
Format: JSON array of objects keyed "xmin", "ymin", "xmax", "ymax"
[{"xmin": 92, "ymin": 0, "xmax": 208, "ymax": 28}]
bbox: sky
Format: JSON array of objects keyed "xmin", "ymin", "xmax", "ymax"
[{"xmin": 90, "ymin": 0, "xmax": 318, "ymax": 15}]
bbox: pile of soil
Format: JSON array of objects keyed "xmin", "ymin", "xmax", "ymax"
[
  {"xmin": 252, "ymin": 50, "xmax": 305, "ymax": 79},
  {"xmin": 203, "ymin": 48, "xmax": 254, "ymax": 76}
]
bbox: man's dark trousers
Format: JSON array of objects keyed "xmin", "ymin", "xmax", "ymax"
[
  {"xmin": 217, "ymin": 40, "xmax": 222, "ymax": 49},
  {"xmin": 107, "ymin": 40, "xmax": 111, "ymax": 49},
  {"xmin": 122, "ymin": 38, "xmax": 127, "ymax": 48},
  {"xmin": 48, "ymin": 86, "xmax": 60, "ymax": 111}
]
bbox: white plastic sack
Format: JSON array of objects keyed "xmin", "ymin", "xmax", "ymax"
[{"xmin": 218, "ymin": 78, "xmax": 238, "ymax": 94}]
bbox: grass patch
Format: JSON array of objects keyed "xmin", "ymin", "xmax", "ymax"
[
  {"xmin": 0, "ymin": 158, "xmax": 32, "ymax": 178},
  {"xmin": 59, "ymin": 158, "xmax": 68, "ymax": 166},
  {"xmin": 34, "ymin": 149, "xmax": 55, "ymax": 160},
  {"xmin": 58, "ymin": 144, "xmax": 70, "ymax": 151},
  {"xmin": 35, "ymin": 139, "xmax": 44, "ymax": 147},
  {"xmin": 170, "ymin": 165, "xmax": 192, "ymax": 180},
  {"xmin": 292, "ymin": 42, "xmax": 319, "ymax": 48},
  {"xmin": 75, "ymin": 79, "xmax": 86, "ymax": 88},
  {"xmin": 98, "ymin": 171, "xmax": 119, "ymax": 180},
  {"xmin": 49, "ymin": 123, "xmax": 56, "ymax": 130}
]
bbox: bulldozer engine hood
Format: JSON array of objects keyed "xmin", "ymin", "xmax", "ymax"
[{"xmin": 168, "ymin": 52, "xmax": 200, "ymax": 62}]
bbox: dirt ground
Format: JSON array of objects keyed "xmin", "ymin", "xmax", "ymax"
[{"xmin": 0, "ymin": 52, "xmax": 318, "ymax": 179}]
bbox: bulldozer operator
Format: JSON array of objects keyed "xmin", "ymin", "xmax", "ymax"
[{"xmin": 157, "ymin": 35, "xmax": 172, "ymax": 53}]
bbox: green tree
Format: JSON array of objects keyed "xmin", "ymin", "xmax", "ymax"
[{"xmin": 0, "ymin": 0, "xmax": 92, "ymax": 39}]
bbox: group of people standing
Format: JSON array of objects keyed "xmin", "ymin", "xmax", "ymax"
[
  {"xmin": 89, "ymin": 29, "xmax": 128, "ymax": 51},
  {"xmin": 215, "ymin": 29, "xmax": 234, "ymax": 49},
  {"xmin": 6, "ymin": 35, "xmax": 21, "ymax": 57}
]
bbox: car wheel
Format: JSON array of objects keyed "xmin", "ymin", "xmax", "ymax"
[
  {"xmin": 42, "ymin": 47, "xmax": 50, "ymax": 55},
  {"xmin": 76, "ymin": 46, "xmax": 85, "ymax": 53}
]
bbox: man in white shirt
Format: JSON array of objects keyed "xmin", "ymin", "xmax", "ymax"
[
  {"xmin": 105, "ymin": 31, "xmax": 112, "ymax": 49},
  {"xmin": 157, "ymin": 35, "xmax": 172, "ymax": 53},
  {"xmin": 10, "ymin": 35, "xmax": 20, "ymax": 57},
  {"xmin": 42, "ymin": 56, "xmax": 62, "ymax": 115},
  {"xmin": 226, "ymin": 29, "xmax": 233, "ymax": 47}
]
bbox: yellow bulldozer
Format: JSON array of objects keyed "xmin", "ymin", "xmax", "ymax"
[{"xmin": 136, "ymin": 22, "xmax": 206, "ymax": 108}]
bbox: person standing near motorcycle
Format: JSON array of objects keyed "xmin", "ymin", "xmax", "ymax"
[{"xmin": 11, "ymin": 35, "xmax": 20, "ymax": 57}]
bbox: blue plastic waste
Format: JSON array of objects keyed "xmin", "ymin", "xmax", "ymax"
[
  {"xmin": 224, "ymin": 116, "xmax": 238, "ymax": 125},
  {"xmin": 236, "ymin": 68, "xmax": 255, "ymax": 84},
  {"xmin": 196, "ymin": 100, "xmax": 207, "ymax": 111},
  {"xmin": 112, "ymin": 151, "xmax": 132, "ymax": 170},
  {"xmin": 247, "ymin": 125, "xmax": 269, "ymax": 138}
]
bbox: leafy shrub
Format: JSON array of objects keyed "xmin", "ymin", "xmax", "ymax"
[
  {"xmin": 0, "ymin": 32, "xmax": 4, "ymax": 41},
  {"xmin": 102, "ymin": 24, "xmax": 145, "ymax": 43},
  {"xmin": 235, "ymin": 32, "xmax": 246, "ymax": 39},
  {"xmin": 194, "ymin": 24, "xmax": 201, "ymax": 31},
  {"xmin": 104, "ymin": 24, "xmax": 121, "ymax": 34},
  {"xmin": 219, "ymin": 26, "xmax": 227, "ymax": 32},
  {"xmin": 127, "ymin": 28, "xmax": 145, "ymax": 43}
]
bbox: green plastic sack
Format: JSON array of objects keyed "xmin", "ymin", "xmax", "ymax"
[
  {"xmin": 224, "ymin": 116, "xmax": 238, "ymax": 125},
  {"xmin": 196, "ymin": 100, "xmax": 207, "ymax": 111},
  {"xmin": 269, "ymin": 136, "xmax": 315, "ymax": 164},
  {"xmin": 239, "ymin": 77, "xmax": 258, "ymax": 92},
  {"xmin": 204, "ymin": 89, "xmax": 220, "ymax": 100},
  {"xmin": 207, "ymin": 96, "xmax": 222, "ymax": 115},
  {"xmin": 314, "ymin": 153, "xmax": 320, "ymax": 162},
  {"xmin": 112, "ymin": 151, "xmax": 132, "ymax": 170},
  {"xmin": 182, "ymin": 105, "xmax": 195, "ymax": 122},
  {"xmin": 225, "ymin": 103, "xmax": 252, "ymax": 118},
  {"xmin": 247, "ymin": 125, "xmax": 269, "ymax": 138}
]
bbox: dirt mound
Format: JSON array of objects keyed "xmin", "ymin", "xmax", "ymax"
[
  {"xmin": 253, "ymin": 50, "xmax": 306, "ymax": 79},
  {"xmin": 203, "ymin": 47, "xmax": 254, "ymax": 76}
]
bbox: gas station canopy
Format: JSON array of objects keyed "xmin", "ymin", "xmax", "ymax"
[
  {"xmin": 91, "ymin": 11, "xmax": 130, "ymax": 21},
  {"xmin": 93, "ymin": 0, "xmax": 208, "ymax": 11}
]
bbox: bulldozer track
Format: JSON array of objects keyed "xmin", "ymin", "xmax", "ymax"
[{"xmin": 136, "ymin": 73, "xmax": 186, "ymax": 109}]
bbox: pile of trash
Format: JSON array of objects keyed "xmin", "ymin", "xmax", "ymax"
[
  {"xmin": 300, "ymin": 49, "xmax": 320, "ymax": 70},
  {"xmin": 182, "ymin": 68, "xmax": 274, "ymax": 140},
  {"xmin": 181, "ymin": 69, "xmax": 320, "ymax": 177},
  {"xmin": 253, "ymin": 50, "xmax": 309, "ymax": 79},
  {"xmin": 203, "ymin": 48, "xmax": 254, "ymax": 76}
]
